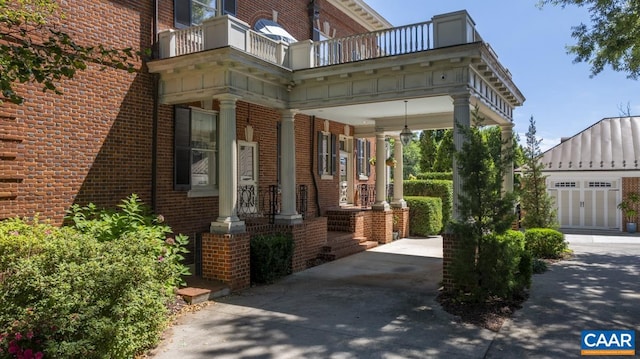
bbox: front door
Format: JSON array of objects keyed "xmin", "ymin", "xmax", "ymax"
[
  {"xmin": 339, "ymin": 136, "xmax": 353, "ymax": 206},
  {"xmin": 238, "ymin": 141, "xmax": 258, "ymax": 215}
]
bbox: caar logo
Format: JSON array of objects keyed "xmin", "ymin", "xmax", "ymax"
[{"xmin": 581, "ymin": 330, "xmax": 635, "ymax": 356}]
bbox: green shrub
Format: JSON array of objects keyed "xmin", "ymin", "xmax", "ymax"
[
  {"xmin": 525, "ymin": 228, "xmax": 567, "ymax": 258},
  {"xmin": 404, "ymin": 179, "xmax": 453, "ymax": 230},
  {"xmin": 0, "ymin": 219, "xmax": 176, "ymax": 358},
  {"xmin": 415, "ymin": 172, "xmax": 453, "ymax": 180},
  {"xmin": 532, "ymin": 258, "xmax": 548, "ymax": 274},
  {"xmin": 250, "ymin": 234, "xmax": 294, "ymax": 284},
  {"xmin": 451, "ymin": 230, "xmax": 531, "ymax": 301},
  {"xmin": 66, "ymin": 194, "xmax": 190, "ymax": 289},
  {"xmin": 405, "ymin": 196, "xmax": 442, "ymax": 236}
]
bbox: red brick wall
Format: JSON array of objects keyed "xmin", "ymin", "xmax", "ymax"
[
  {"xmin": 621, "ymin": 177, "xmax": 640, "ymax": 231},
  {"xmin": 201, "ymin": 232, "xmax": 251, "ymax": 291},
  {"xmin": 442, "ymin": 232, "xmax": 456, "ymax": 290},
  {"xmin": 392, "ymin": 207, "xmax": 410, "ymax": 238},
  {"xmin": 370, "ymin": 209, "xmax": 393, "ymax": 244},
  {"xmin": 238, "ymin": 0, "xmax": 369, "ymax": 41},
  {"xmin": 0, "ymin": 1, "xmax": 153, "ymax": 222},
  {"xmin": 1, "ymin": 0, "xmax": 378, "ymax": 256}
]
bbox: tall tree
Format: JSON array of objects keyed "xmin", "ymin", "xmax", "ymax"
[
  {"xmin": 433, "ymin": 129, "xmax": 454, "ymax": 172},
  {"xmin": 1, "ymin": 0, "xmax": 136, "ymax": 105},
  {"xmin": 520, "ymin": 116, "xmax": 557, "ymax": 228},
  {"xmin": 539, "ymin": 0, "xmax": 640, "ymax": 79},
  {"xmin": 418, "ymin": 130, "xmax": 437, "ymax": 172}
]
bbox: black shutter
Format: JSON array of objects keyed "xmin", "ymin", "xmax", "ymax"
[
  {"xmin": 223, "ymin": 0, "xmax": 236, "ymax": 15},
  {"xmin": 366, "ymin": 140, "xmax": 371, "ymax": 176},
  {"xmin": 330, "ymin": 134, "xmax": 337, "ymax": 175},
  {"xmin": 174, "ymin": 0, "xmax": 191, "ymax": 28},
  {"xmin": 355, "ymin": 139, "xmax": 362, "ymax": 176},
  {"xmin": 317, "ymin": 131, "xmax": 322, "ymax": 175},
  {"xmin": 277, "ymin": 122, "xmax": 281, "ymax": 185},
  {"xmin": 174, "ymin": 107, "xmax": 191, "ymax": 190}
]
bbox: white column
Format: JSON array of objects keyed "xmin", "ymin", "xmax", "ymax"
[
  {"xmin": 391, "ymin": 137, "xmax": 406, "ymax": 208},
  {"xmin": 452, "ymin": 91, "xmax": 471, "ymax": 221},
  {"xmin": 501, "ymin": 124, "xmax": 514, "ymax": 193},
  {"xmin": 211, "ymin": 95, "xmax": 245, "ymax": 234},
  {"xmin": 372, "ymin": 132, "xmax": 390, "ymax": 210},
  {"xmin": 275, "ymin": 110, "xmax": 303, "ymax": 224}
]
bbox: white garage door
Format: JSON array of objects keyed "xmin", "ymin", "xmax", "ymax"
[{"xmin": 548, "ymin": 179, "xmax": 620, "ymax": 230}]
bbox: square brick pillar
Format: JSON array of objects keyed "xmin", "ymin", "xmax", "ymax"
[
  {"xmin": 201, "ymin": 232, "xmax": 250, "ymax": 291},
  {"xmin": 392, "ymin": 207, "xmax": 410, "ymax": 238},
  {"xmin": 442, "ymin": 232, "xmax": 457, "ymax": 291},
  {"xmin": 371, "ymin": 209, "xmax": 393, "ymax": 244}
]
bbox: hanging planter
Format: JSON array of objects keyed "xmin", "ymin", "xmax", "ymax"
[{"xmin": 386, "ymin": 157, "xmax": 397, "ymax": 167}]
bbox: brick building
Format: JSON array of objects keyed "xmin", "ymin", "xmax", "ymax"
[{"xmin": 1, "ymin": 1, "xmax": 524, "ymax": 290}]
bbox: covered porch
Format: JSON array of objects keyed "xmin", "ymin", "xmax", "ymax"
[{"xmin": 147, "ymin": 10, "xmax": 525, "ymax": 289}]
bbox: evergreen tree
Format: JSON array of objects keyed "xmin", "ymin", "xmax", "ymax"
[
  {"xmin": 449, "ymin": 110, "xmax": 523, "ymax": 301},
  {"xmin": 418, "ymin": 130, "xmax": 437, "ymax": 172},
  {"xmin": 520, "ymin": 116, "xmax": 557, "ymax": 228},
  {"xmin": 433, "ymin": 129, "xmax": 454, "ymax": 172}
]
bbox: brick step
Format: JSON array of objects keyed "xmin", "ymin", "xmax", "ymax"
[
  {"xmin": 323, "ymin": 231, "xmax": 363, "ymax": 252},
  {"xmin": 361, "ymin": 240, "xmax": 379, "ymax": 249},
  {"xmin": 318, "ymin": 244, "xmax": 366, "ymax": 261},
  {"xmin": 178, "ymin": 276, "xmax": 231, "ymax": 304}
]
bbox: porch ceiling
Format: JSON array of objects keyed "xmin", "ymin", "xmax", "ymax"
[{"xmin": 301, "ymin": 96, "xmax": 452, "ymax": 128}]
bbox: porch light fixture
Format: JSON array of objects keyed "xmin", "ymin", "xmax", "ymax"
[{"xmin": 399, "ymin": 100, "xmax": 413, "ymax": 146}]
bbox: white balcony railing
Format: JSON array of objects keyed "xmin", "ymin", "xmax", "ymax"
[
  {"xmin": 174, "ymin": 26, "xmax": 203, "ymax": 56},
  {"xmin": 157, "ymin": 11, "xmax": 482, "ymax": 70},
  {"xmin": 313, "ymin": 21, "xmax": 432, "ymax": 67}
]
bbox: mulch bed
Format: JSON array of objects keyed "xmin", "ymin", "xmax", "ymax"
[{"xmin": 436, "ymin": 291, "xmax": 528, "ymax": 332}]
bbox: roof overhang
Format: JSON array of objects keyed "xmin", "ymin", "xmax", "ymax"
[{"xmin": 325, "ymin": 0, "xmax": 392, "ymax": 31}]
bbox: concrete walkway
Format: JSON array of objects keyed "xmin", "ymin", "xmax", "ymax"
[{"xmin": 150, "ymin": 234, "xmax": 640, "ymax": 358}]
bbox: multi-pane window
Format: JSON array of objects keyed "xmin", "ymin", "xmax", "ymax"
[
  {"xmin": 174, "ymin": 0, "xmax": 236, "ymax": 28},
  {"xmin": 174, "ymin": 107, "xmax": 217, "ymax": 195},
  {"xmin": 317, "ymin": 131, "xmax": 336, "ymax": 177},
  {"xmin": 355, "ymin": 139, "xmax": 371, "ymax": 179}
]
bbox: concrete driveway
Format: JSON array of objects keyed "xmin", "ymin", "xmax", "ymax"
[{"xmin": 150, "ymin": 235, "xmax": 640, "ymax": 359}]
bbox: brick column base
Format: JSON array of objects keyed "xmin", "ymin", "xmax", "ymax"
[
  {"xmin": 392, "ymin": 207, "xmax": 410, "ymax": 238},
  {"xmin": 201, "ymin": 232, "xmax": 250, "ymax": 291},
  {"xmin": 371, "ymin": 209, "xmax": 393, "ymax": 244},
  {"xmin": 442, "ymin": 232, "xmax": 457, "ymax": 291}
]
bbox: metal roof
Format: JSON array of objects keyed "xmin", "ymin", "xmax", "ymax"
[{"xmin": 540, "ymin": 116, "xmax": 640, "ymax": 171}]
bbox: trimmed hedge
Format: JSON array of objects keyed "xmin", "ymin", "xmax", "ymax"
[
  {"xmin": 0, "ymin": 219, "xmax": 176, "ymax": 358},
  {"xmin": 415, "ymin": 172, "xmax": 453, "ymax": 181},
  {"xmin": 250, "ymin": 234, "xmax": 294, "ymax": 284},
  {"xmin": 525, "ymin": 228, "xmax": 567, "ymax": 258},
  {"xmin": 405, "ymin": 196, "xmax": 442, "ymax": 236},
  {"xmin": 404, "ymin": 179, "xmax": 453, "ymax": 231}
]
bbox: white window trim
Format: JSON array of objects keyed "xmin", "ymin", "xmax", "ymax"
[
  {"xmin": 320, "ymin": 131, "xmax": 333, "ymax": 180},
  {"xmin": 188, "ymin": 107, "xmax": 218, "ymax": 198}
]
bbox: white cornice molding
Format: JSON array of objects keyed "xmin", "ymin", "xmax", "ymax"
[{"xmin": 326, "ymin": 0, "xmax": 392, "ymax": 31}]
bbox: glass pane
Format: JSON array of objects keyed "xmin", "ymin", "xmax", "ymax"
[
  {"xmin": 191, "ymin": 111, "xmax": 215, "ymax": 150},
  {"xmin": 192, "ymin": 150, "xmax": 214, "ymax": 186},
  {"xmin": 239, "ymin": 145, "xmax": 254, "ymax": 181},
  {"xmin": 192, "ymin": 0, "xmax": 216, "ymax": 25}
]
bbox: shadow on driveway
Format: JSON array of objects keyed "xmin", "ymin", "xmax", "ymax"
[
  {"xmin": 151, "ymin": 237, "xmax": 497, "ymax": 359},
  {"xmin": 487, "ymin": 243, "xmax": 640, "ymax": 358}
]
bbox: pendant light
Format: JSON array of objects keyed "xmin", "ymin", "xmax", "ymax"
[{"xmin": 399, "ymin": 100, "xmax": 413, "ymax": 146}]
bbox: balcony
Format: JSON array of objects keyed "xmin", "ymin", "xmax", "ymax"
[
  {"xmin": 149, "ymin": 10, "xmax": 524, "ymax": 132},
  {"xmin": 158, "ymin": 11, "xmax": 482, "ymax": 70}
]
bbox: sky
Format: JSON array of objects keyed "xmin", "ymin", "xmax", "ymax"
[{"xmin": 364, "ymin": 0, "xmax": 638, "ymax": 151}]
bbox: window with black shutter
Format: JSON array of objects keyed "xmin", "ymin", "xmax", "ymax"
[
  {"xmin": 317, "ymin": 131, "xmax": 336, "ymax": 178},
  {"xmin": 174, "ymin": 106, "xmax": 218, "ymax": 195}
]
